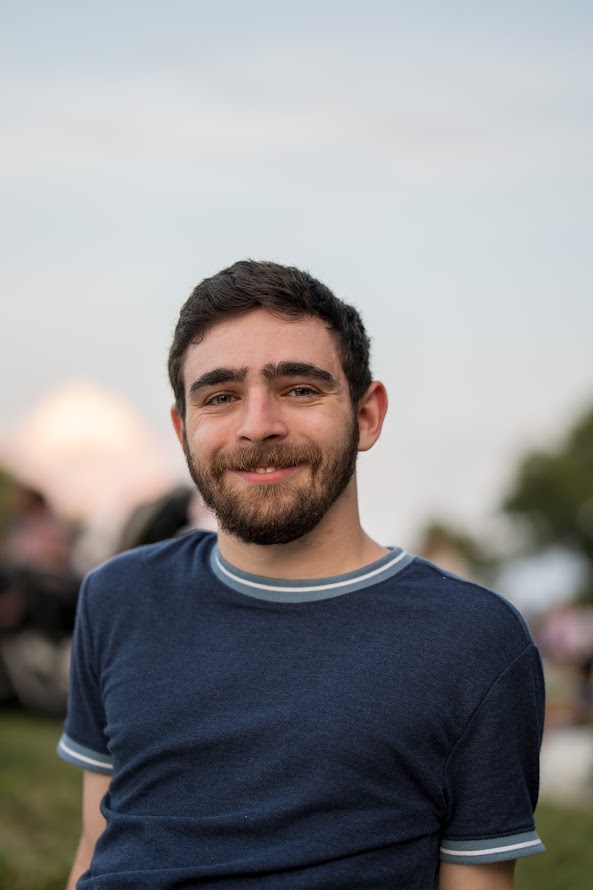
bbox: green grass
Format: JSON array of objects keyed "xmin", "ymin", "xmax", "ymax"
[
  {"xmin": 0, "ymin": 708, "xmax": 80, "ymax": 890},
  {"xmin": 516, "ymin": 801, "xmax": 593, "ymax": 890},
  {"xmin": 1, "ymin": 706, "xmax": 592, "ymax": 889}
]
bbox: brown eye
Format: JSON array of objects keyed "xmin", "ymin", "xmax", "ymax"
[
  {"xmin": 289, "ymin": 386, "xmax": 318, "ymax": 398},
  {"xmin": 205, "ymin": 393, "xmax": 236, "ymax": 406}
]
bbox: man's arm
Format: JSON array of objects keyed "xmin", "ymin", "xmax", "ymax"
[
  {"xmin": 438, "ymin": 860, "xmax": 515, "ymax": 890},
  {"xmin": 66, "ymin": 770, "xmax": 111, "ymax": 890}
]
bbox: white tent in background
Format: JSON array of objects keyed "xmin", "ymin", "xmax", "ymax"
[{"xmin": 5, "ymin": 380, "xmax": 180, "ymax": 562}]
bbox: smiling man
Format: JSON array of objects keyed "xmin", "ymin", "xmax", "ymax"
[{"xmin": 59, "ymin": 260, "xmax": 545, "ymax": 889}]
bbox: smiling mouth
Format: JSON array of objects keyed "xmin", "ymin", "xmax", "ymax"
[
  {"xmin": 252, "ymin": 464, "xmax": 297, "ymax": 474},
  {"xmin": 212, "ymin": 445, "xmax": 321, "ymax": 477}
]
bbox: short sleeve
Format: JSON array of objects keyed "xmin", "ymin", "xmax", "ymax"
[
  {"xmin": 440, "ymin": 643, "xmax": 545, "ymax": 864},
  {"xmin": 57, "ymin": 574, "xmax": 113, "ymax": 775}
]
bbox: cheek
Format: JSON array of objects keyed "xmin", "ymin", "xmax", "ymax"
[
  {"xmin": 312, "ymin": 412, "xmax": 353, "ymax": 440},
  {"xmin": 186, "ymin": 417, "xmax": 231, "ymax": 454}
]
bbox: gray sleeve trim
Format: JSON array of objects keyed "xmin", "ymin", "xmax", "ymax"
[
  {"xmin": 57, "ymin": 733, "xmax": 113, "ymax": 775},
  {"xmin": 440, "ymin": 829, "xmax": 545, "ymax": 863}
]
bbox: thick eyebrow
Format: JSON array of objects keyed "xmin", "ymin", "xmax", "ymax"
[
  {"xmin": 188, "ymin": 367, "xmax": 247, "ymax": 400},
  {"xmin": 262, "ymin": 362, "xmax": 340, "ymax": 390}
]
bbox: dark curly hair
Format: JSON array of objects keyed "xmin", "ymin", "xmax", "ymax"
[{"xmin": 168, "ymin": 260, "xmax": 372, "ymax": 417}]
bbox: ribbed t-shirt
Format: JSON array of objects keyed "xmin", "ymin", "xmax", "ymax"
[{"xmin": 59, "ymin": 531, "xmax": 545, "ymax": 888}]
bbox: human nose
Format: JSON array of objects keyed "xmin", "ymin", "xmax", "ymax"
[{"xmin": 235, "ymin": 391, "xmax": 288, "ymax": 443}]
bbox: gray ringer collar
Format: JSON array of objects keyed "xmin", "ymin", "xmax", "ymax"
[{"xmin": 209, "ymin": 544, "xmax": 415, "ymax": 603}]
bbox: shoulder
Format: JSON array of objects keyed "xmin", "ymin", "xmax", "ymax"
[
  {"xmin": 81, "ymin": 530, "xmax": 216, "ymax": 607},
  {"xmin": 403, "ymin": 556, "xmax": 533, "ymax": 645},
  {"xmin": 397, "ymin": 559, "xmax": 545, "ymax": 750},
  {"xmin": 391, "ymin": 557, "xmax": 537, "ymax": 689}
]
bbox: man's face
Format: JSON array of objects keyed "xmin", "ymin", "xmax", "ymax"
[{"xmin": 174, "ymin": 308, "xmax": 361, "ymax": 546}]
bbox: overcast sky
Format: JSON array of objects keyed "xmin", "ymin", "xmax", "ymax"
[{"xmin": 1, "ymin": 0, "xmax": 592, "ymax": 551}]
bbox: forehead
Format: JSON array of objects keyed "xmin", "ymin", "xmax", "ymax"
[{"xmin": 181, "ymin": 309, "xmax": 343, "ymax": 386}]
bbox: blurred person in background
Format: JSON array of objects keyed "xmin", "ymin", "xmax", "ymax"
[
  {"xmin": 116, "ymin": 484, "xmax": 212, "ymax": 552},
  {"xmin": 540, "ymin": 604, "xmax": 593, "ymax": 725},
  {"xmin": 1, "ymin": 484, "xmax": 72, "ymax": 574},
  {"xmin": 0, "ymin": 483, "xmax": 76, "ymax": 714},
  {"xmin": 59, "ymin": 261, "xmax": 546, "ymax": 889}
]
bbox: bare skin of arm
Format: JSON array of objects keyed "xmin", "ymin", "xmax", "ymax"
[
  {"xmin": 66, "ymin": 771, "xmax": 111, "ymax": 890},
  {"xmin": 438, "ymin": 860, "xmax": 515, "ymax": 890}
]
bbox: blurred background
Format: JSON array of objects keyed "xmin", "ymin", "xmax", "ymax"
[{"xmin": 1, "ymin": 1, "xmax": 592, "ymax": 887}]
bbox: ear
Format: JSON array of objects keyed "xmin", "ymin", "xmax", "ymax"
[
  {"xmin": 170, "ymin": 405, "xmax": 185, "ymax": 447},
  {"xmin": 357, "ymin": 381, "xmax": 388, "ymax": 452}
]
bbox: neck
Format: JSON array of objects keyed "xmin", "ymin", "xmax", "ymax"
[{"xmin": 216, "ymin": 479, "xmax": 388, "ymax": 579}]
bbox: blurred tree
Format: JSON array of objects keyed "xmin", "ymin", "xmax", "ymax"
[
  {"xmin": 0, "ymin": 466, "xmax": 15, "ymax": 535},
  {"xmin": 417, "ymin": 519, "xmax": 496, "ymax": 584},
  {"xmin": 503, "ymin": 404, "xmax": 593, "ymax": 602}
]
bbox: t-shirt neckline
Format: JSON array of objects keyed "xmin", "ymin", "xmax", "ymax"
[{"xmin": 209, "ymin": 543, "xmax": 415, "ymax": 603}]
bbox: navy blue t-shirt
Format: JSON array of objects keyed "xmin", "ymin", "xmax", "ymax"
[{"xmin": 59, "ymin": 532, "xmax": 545, "ymax": 888}]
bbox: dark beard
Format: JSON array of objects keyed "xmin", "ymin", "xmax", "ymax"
[{"xmin": 182, "ymin": 420, "xmax": 359, "ymax": 545}]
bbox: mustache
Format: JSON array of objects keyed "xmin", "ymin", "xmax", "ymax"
[{"xmin": 210, "ymin": 444, "xmax": 323, "ymax": 474}]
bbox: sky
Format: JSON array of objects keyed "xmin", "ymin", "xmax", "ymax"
[{"xmin": 1, "ymin": 0, "xmax": 592, "ymax": 558}]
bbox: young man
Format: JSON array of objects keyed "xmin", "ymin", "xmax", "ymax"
[{"xmin": 59, "ymin": 261, "xmax": 545, "ymax": 889}]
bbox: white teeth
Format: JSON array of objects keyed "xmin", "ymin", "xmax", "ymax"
[{"xmin": 254, "ymin": 467, "xmax": 277, "ymax": 474}]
